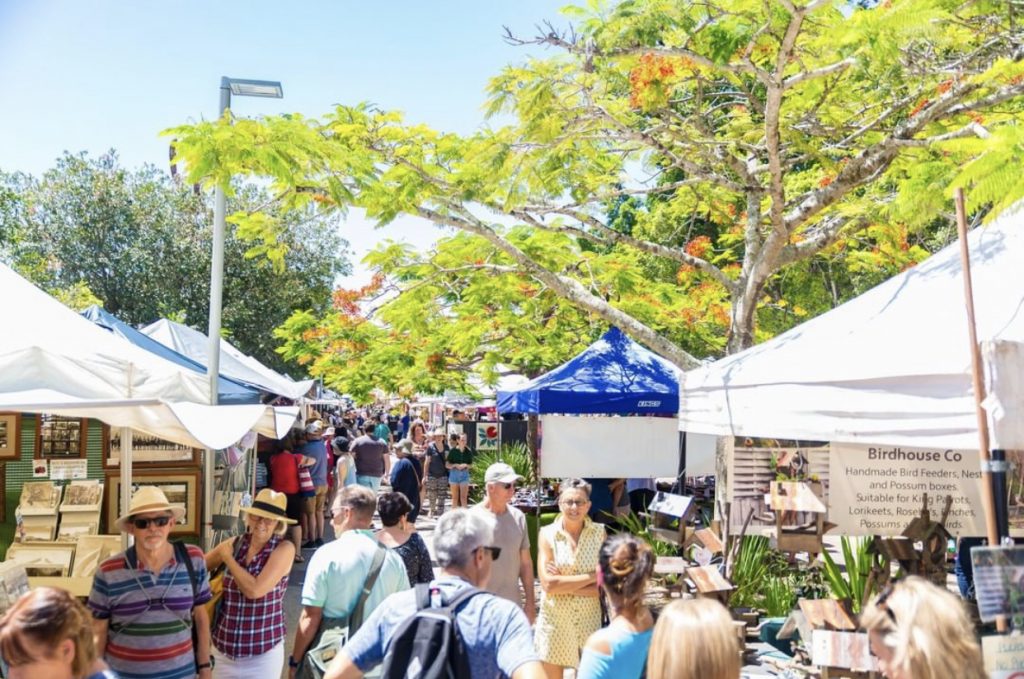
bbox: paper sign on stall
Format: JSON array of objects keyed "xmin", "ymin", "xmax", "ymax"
[
  {"xmin": 829, "ymin": 443, "xmax": 988, "ymax": 536},
  {"xmin": 49, "ymin": 459, "xmax": 87, "ymax": 480},
  {"xmin": 983, "ymin": 635, "xmax": 1024, "ymax": 678}
]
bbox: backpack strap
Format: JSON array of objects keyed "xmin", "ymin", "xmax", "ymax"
[
  {"xmin": 414, "ymin": 583, "xmax": 432, "ymax": 611},
  {"xmin": 175, "ymin": 540, "xmax": 199, "ymax": 604},
  {"xmin": 442, "ymin": 585, "xmax": 484, "ymax": 612},
  {"xmin": 349, "ymin": 542, "xmax": 387, "ymax": 632}
]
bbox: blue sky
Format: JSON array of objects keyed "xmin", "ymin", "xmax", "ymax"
[{"xmin": 0, "ymin": 0, "xmax": 567, "ymax": 284}]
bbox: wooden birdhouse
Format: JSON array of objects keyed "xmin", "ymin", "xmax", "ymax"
[
  {"xmin": 684, "ymin": 564, "xmax": 734, "ymax": 604},
  {"xmin": 778, "ymin": 599, "xmax": 875, "ymax": 678},
  {"xmin": 766, "ymin": 480, "xmax": 830, "ymax": 557},
  {"xmin": 900, "ymin": 493, "xmax": 954, "ymax": 586},
  {"xmin": 646, "ymin": 491, "xmax": 696, "ymax": 547}
]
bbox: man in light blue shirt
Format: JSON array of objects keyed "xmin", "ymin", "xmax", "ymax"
[
  {"xmin": 289, "ymin": 486, "xmax": 410, "ymax": 677},
  {"xmin": 325, "ymin": 509, "xmax": 543, "ymax": 679}
]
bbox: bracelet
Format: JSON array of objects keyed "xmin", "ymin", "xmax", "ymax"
[
  {"xmin": 289, "ymin": 656, "xmax": 301, "ymax": 668},
  {"xmin": 197, "ymin": 662, "xmax": 211, "ymax": 670}
]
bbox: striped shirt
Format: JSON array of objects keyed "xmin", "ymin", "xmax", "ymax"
[
  {"xmin": 88, "ymin": 544, "xmax": 212, "ymax": 679},
  {"xmin": 212, "ymin": 533, "xmax": 289, "ymax": 658}
]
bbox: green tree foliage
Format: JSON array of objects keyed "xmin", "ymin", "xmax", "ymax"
[
  {"xmin": 0, "ymin": 151, "xmax": 350, "ymax": 374},
  {"xmin": 168, "ymin": 0, "xmax": 1024, "ymax": 379}
]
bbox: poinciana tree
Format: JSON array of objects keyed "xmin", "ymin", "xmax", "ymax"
[{"xmin": 168, "ymin": 0, "xmax": 1024, "ymax": 383}]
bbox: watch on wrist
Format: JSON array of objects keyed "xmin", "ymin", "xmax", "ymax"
[{"xmin": 289, "ymin": 656, "xmax": 301, "ymax": 669}]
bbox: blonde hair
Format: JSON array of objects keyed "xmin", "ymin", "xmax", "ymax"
[
  {"xmin": 860, "ymin": 576, "xmax": 984, "ymax": 679},
  {"xmin": 648, "ymin": 599, "xmax": 740, "ymax": 679},
  {"xmin": 0, "ymin": 587, "xmax": 97, "ymax": 677}
]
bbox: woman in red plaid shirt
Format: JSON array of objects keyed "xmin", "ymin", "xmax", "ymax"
[{"xmin": 205, "ymin": 489, "xmax": 296, "ymax": 678}]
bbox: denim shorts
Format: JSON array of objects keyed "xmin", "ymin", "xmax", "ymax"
[{"xmin": 448, "ymin": 469, "xmax": 470, "ymax": 485}]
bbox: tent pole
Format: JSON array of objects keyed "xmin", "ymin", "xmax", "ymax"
[
  {"xmin": 120, "ymin": 427, "xmax": 133, "ymax": 551},
  {"xmin": 529, "ymin": 415, "xmax": 540, "ymax": 522},
  {"xmin": 955, "ymin": 188, "xmax": 1006, "ymax": 630}
]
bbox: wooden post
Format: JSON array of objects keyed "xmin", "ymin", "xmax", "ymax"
[
  {"xmin": 528, "ymin": 414, "xmax": 540, "ymax": 522},
  {"xmin": 954, "ymin": 188, "xmax": 1006, "ymax": 631}
]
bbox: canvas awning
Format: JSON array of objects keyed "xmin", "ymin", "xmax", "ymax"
[{"xmin": 680, "ymin": 204, "xmax": 1024, "ymax": 450}]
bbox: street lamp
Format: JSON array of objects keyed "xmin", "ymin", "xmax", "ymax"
[{"xmin": 205, "ymin": 76, "xmax": 283, "ymax": 547}]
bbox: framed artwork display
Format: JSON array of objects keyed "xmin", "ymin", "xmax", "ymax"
[
  {"xmin": 104, "ymin": 470, "xmax": 200, "ymax": 535},
  {"xmin": 0, "ymin": 413, "xmax": 21, "ymax": 460},
  {"xmin": 35, "ymin": 415, "xmax": 86, "ymax": 459},
  {"xmin": 104, "ymin": 426, "xmax": 200, "ymax": 468},
  {"xmin": 5, "ymin": 543, "xmax": 76, "ymax": 578}
]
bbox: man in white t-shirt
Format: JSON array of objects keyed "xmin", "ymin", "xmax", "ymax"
[{"xmin": 471, "ymin": 462, "xmax": 536, "ymax": 623}]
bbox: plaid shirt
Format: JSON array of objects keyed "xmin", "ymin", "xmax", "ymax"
[{"xmin": 212, "ymin": 533, "xmax": 289, "ymax": 658}]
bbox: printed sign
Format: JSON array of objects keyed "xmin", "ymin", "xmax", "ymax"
[
  {"xmin": 972, "ymin": 546, "xmax": 1024, "ymax": 624},
  {"xmin": 49, "ymin": 459, "xmax": 87, "ymax": 480},
  {"xmin": 476, "ymin": 423, "xmax": 499, "ymax": 451},
  {"xmin": 983, "ymin": 635, "xmax": 1024, "ymax": 678},
  {"xmin": 829, "ymin": 443, "xmax": 987, "ymax": 536}
]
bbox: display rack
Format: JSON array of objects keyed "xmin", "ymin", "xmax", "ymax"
[{"xmin": 18, "ymin": 482, "xmax": 62, "ymax": 542}]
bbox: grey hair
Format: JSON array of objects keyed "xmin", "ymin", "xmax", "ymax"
[
  {"xmin": 560, "ymin": 478, "xmax": 592, "ymax": 500},
  {"xmin": 433, "ymin": 509, "xmax": 495, "ymax": 569}
]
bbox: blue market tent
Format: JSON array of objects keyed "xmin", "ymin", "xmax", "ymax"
[
  {"xmin": 81, "ymin": 305, "xmax": 263, "ymax": 405},
  {"xmin": 497, "ymin": 327, "xmax": 681, "ymax": 415}
]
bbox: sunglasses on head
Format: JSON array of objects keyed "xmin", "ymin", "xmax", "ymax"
[{"xmin": 132, "ymin": 516, "xmax": 172, "ymax": 529}]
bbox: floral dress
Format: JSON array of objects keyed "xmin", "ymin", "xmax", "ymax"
[{"xmin": 534, "ymin": 516, "xmax": 606, "ymax": 667}]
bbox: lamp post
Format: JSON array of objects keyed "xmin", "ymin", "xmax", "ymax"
[{"xmin": 205, "ymin": 76, "xmax": 283, "ymax": 548}]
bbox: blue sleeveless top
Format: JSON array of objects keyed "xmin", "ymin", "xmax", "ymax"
[{"xmin": 577, "ymin": 626, "xmax": 653, "ymax": 679}]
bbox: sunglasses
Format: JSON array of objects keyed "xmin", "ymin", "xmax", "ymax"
[
  {"xmin": 132, "ymin": 516, "xmax": 172, "ymax": 529},
  {"xmin": 478, "ymin": 545, "xmax": 502, "ymax": 560},
  {"xmin": 499, "ymin": 482, "xmax": 514, "ymax": 490},
  {"xmin": 560, "ymin": 498, "xmax": 589, "ymax": 507}
]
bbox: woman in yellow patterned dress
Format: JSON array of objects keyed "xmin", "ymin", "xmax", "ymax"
[{"xmin": 534, "ymin": 478, "xmax": 608, "ymax": 678}]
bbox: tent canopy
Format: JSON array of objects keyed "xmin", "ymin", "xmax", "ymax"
[
  {"xmin": 82, "ymin": 305, "xmax": 262, "ymax": 405},
  {"xmin": 142, "ymin": 319, "xmax": 315, "ymax": 401},
  {"xmin": 680, "ymin": 204, "xmax": 1024, "ymax": 450},
  {"xmin": 0, "ymin": 263, "xmax": 297, "ymax": 449},
  {"xmin": 498, "ymin": 327, "xmax": 681, "ymax": 414}
]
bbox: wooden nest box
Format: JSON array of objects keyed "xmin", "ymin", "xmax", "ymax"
[
  {"xmin": 766, "ymin": 480, "xmax": 831, "ymax": 556},
  {"xmin": 684, "ymin": 564, "xmax": 734, "ymax": 603},
  {"xmin": 778, "ymin": 599, "xmax": 876, "ymax": 678},
  {"xmin": 900, "ymin": 492, "xmax": 953, "ymax": 586},
  {"xmin": 646, "ymin": 491, "xmax": 697, "ymax": 547}
]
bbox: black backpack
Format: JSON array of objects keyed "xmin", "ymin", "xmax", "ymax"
[{"xmin": 379, "ymin": 584, "xmax": 483, "ymax": 679}]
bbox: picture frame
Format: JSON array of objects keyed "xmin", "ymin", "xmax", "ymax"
[
  {"xmin": 71, "ymin": 535, "xmax": 121, "ymax": 578},
  {"xmin": 104, "ymin": 470, "xmax": 200, "ymax": 535},
  {"xmin": 5, "ymin": 542, "xmax": 76, "ymax": 578},
  {"xmin": 0, "ymin": 412, "xmax": 21, "ymax": 460},
  {"xmin": 103, "ymin": 426, "xmax": 200, "ymax": 468},
  {"xmin": 34, "ymin": 415, "xmax": 87, "ymax": 459}
]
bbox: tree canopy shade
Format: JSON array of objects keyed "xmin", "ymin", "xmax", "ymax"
[
  {"xmin": 169, "ymin": 0, "xmax": 1024, "ymax": 378},
  {"xmin": 0, "ymin": 152, "xmax": 350, "ymax": 375}
]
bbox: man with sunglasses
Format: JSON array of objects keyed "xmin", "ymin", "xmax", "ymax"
[
  {"xmin": 88, "ymin": 486, "xmax": 213, "ymax": 679},
  {"xmin": 471, "ymin": 462, "xmax": 536, "ymax": 623},
  {"xmin": 324, "ymin": 509, "xmax": 543, "ymax": 679}
]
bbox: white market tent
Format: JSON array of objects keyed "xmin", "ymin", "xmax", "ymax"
[
  {"xmin": 680, "ymin": 204, "xmax": 1024, "ymax": 451},
  {"xmin": 141, "ymin": 318, "xmax": 315, "ymax": 401},
  {"xmin": 0, "ymin": 263, "xmax": 297, "ymax": 450}
]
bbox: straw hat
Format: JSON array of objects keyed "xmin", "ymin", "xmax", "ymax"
[
  {"xmin": 429, "ymin": 427, "xmax": 445, "ymax": 437},
  {"xmin": 115, "ymin": 486, "xmax": 185, "ymax": 532},
  {"xmin": 241, "ymin": 488, "xmax": 296, "ymax": 525}
]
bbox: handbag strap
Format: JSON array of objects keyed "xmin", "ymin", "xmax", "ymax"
[{"xmin": 349, "ymin": 542, "xmax": 387, "ymax": 633}]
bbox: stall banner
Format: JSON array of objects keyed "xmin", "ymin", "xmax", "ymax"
[
  {"xmin": 828, "ymin": 443, "xmax": 988, "ymax": 537},
  {"xmin": 538, "ymin": 415, "xmax": 678, "ymax": 478}
]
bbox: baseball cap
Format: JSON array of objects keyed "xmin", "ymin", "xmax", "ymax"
[{"xmin": 485, "ymin": 462, "xmax": 523, "ymax": 485}]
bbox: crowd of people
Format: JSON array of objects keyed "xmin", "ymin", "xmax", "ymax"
[{"xmin": 0, "ymin": 409, "xmax": 996, "ymax": 678}]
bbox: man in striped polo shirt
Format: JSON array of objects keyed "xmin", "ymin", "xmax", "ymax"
[{"xmin": 88, "ymin": 486, "xmax": 213, "ymax": 679}]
